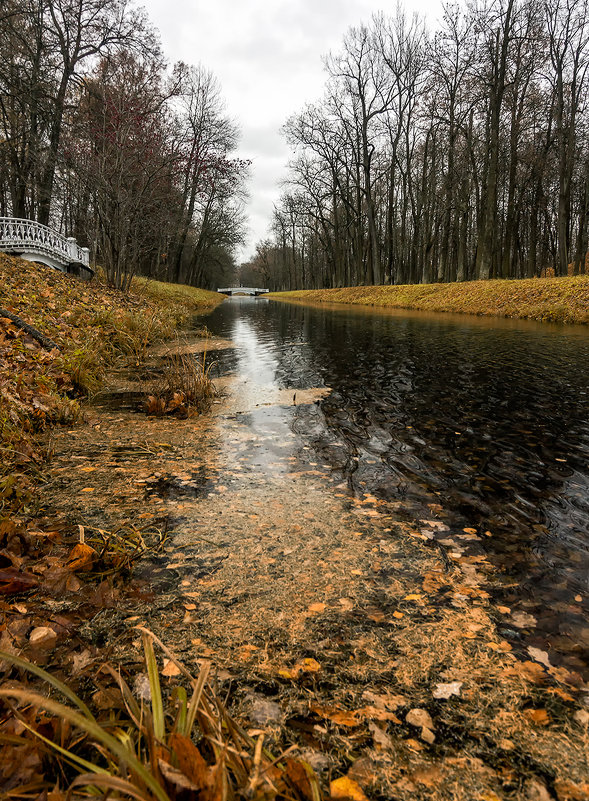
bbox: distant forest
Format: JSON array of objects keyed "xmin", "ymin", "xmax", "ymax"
[
  {"xmin": 241, "ymin": 0, "xmax": 589, "ymax": 291},
  {"xmin": 0, "ymin": 0, "xmax": 248, "ymax": 290}
]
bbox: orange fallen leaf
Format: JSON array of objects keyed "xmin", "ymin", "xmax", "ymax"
[
  {"xmin": 308, "ymin": 602, "xmax": 326, "ymax": 613},
  {"xmin": 310, "ymin": 703, "xmax": 360, "ymax": 727},
  {"xmin": 403, "ymin": 594, "xmax": 423, "ymax": 601},
  {"xmin": 503, "ymin": 661, "xmax": 545, "ymax": 683},
  {"xmin": 330, "ymin": 776, "xmax": 369, "ymax": 801},
  {"xmin": 553, "ymin": 779, "xmax": 589, "ymax": 801},
  {"xmin": 81, "ymin": 487, "xmax": 95, "ymax": 492},
  {"xmin": 523, "ymin": 708, "xmax": 550, "ymax": 726},
  {"xmin": 405, "ymin": 738, "xmax": 424, "ymax": 751},
  {"xmin": 65, "ymin": 542, "xmax": 97, "ymax": 571}
]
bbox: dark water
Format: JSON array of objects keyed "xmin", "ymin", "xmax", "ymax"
[{"xmin": 204, "ymin": 297, "xmax": 589, "ymax": 674}]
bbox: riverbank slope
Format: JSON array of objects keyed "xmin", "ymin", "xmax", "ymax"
[
  {"xmin": 0, "ymin": 252, "xmax": 223, "ymax": 476},
  {"xmin": 270, "ymin": 275, "xmax": 589, "ymax": 325}
]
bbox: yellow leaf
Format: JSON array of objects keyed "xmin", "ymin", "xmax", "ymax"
[
  {"xmin": 81, "ymin": 487, "xmax": 95, "ymax": 492},
  {"xmin": 403, "ymin": 594, "xmax": 422, "ymax": 601},
  {"xmin": 393, "ymin": 611, "xmax": 404, "ymax": 619},
  {"xmin": 330, "ymin": 776, "xmax": 369, "ymax": 801},
  {"xmin": 308, "ymin": 602, "xmax": 326, "ymax": 613},
  {"xmin": 298, "ymin": 657, "xmax": 321, "ymax": 673},
  {"xmin": 79, "ymin": 466, "xmax": 96, "ymax": 472}
]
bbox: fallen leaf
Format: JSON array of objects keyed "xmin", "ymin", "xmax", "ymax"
[
  {"xmin": 509, "ymin": 611, "xmax": 537, "ymax": 628},
  {"xmin": 330, "ymin": 776, "xmax": 369, "ymax": 801},
  {"xmin": 498, "ymin": 738, "xmax": 515, "ymax": 750},
  {"xmin": 412, "ymin": 766, "xmax": 444, "ymax": 787},
  {"xmin": 573, "ymin": 710, "xmax": 589, "ymax": 726},
  {"xmin": 65, "ymin": 542, "xmax": 97, "ymax": 571},
  {"xmin": 168, "ymin": 733, "xmax": 208, "ymax": 787},
  {"xmin": 29, "ymin": 626, "xmax": 57, "ymax": 649},
  {"xmin": 369, "ymin": 721, "xmax": 393, "ymax": 749},
  {"xmin": 92, "ymin": 688, "xmax": 124, "ymax": 710},
  {"xmin": 554, "ymin": 779, "xmax": 589, "ymax": 801},
  {"xmin": 526, "ymin": 779, "xmax": 553, "ymax": 801},
  {"xmin": 285, "ymin": 758, "xmax": 318, "ymax": 800},
  {"xmin": 527, "ymin": 646, "xmax": 552, "ymax": 668},
  {"xmin": 0, "ymin": 568, "xmax": 38, "ymax": 594},
  {"xmin": 406, "ymin": 708, "xmax": 434, "ymax": 730},
  {"xmin": 523, "ymin": 708, "xmax": 550, "ymax": 726},
  {"xmin": 503, "ymin": 660, "xmax": 545, "ymax": 683},
  {"xmin": 308, "ymin": 602, "xmax": 326, "ymax": 613},
  {"xmin": 403, "ymin": 594, "xmax": 423, "ymax": 601},
  {"xmin": 433, "ymin": 681, "xmax": 463, "ymax": 699},
  {"xmin": 162, "ymin": 659, "xmax": 181, "ymax": 677},
  {"xmin": 405, "ymin": 738, "xmax": 423, "ymax": 751},
  {"xmin": 310, "ymin": 703, "xmax": 359, "ymax": 727}
]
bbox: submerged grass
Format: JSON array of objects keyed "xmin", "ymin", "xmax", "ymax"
[
  {"xmin": 270, "ymin": 275, "xmax": 589, "ymax": 325},
  {"xmin": 145, "ymin": 347, "xmax": 217, "ymax": 418}
]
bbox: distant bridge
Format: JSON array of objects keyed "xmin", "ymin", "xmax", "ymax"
[
  {"xmin": 217, "ymin": 287, "xmax": 269, "ymax": 296},
  {"xmin": 0, "ymin": 217, "xmax": 93, "ymax": 279}
]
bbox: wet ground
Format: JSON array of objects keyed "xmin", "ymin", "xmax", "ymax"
[{"xmin": 38, "ymin": 298, "xmax": 589, "ymax": 799}]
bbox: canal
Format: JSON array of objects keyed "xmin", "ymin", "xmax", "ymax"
[{"xmin": 204, "ymin": 296, "xmax": 589, "ymax": 674}]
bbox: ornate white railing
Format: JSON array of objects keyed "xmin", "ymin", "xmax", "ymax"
[
  {"xmin": 0, "ymin": 217, "xmax": 90, "ymax": 268},
  {"xmin": 217, "ymin": 287, "xmax": 269, "ymax": 295}
]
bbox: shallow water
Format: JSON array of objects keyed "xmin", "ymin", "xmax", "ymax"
[{"xmin": 203, "ymin": 297, "xmax": 589, "ymax": 672}]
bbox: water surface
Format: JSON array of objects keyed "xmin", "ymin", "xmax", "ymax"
[{"xmin": 204, "ymin": 297, "xmax": 589, "ymax": 674}]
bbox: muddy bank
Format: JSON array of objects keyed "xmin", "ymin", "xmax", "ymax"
[{"xmin": 31, "ymin": 327, "xmax": 589, "ymax": 801}]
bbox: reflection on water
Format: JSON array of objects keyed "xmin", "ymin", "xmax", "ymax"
[{"xmin": 205, "ymin": 297, "xmax": 589, "ymax": 671}]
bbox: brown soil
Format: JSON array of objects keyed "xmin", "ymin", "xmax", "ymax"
[{"xmin": 34, "ymin": 335, "xmax": 589, "ymax": 801}]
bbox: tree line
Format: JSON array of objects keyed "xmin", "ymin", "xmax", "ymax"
[
  {"xmin": 242, "ymin": 0, "xmax": 589, "ymax": 291},
  {"xmin": 0, "ymin": 0, "xmax": 248, "ymax": 289}
]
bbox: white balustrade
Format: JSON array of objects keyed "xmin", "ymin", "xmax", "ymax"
[{"xmin": 0, "ymin": 217, "xmax": 90, "ymax": 269}]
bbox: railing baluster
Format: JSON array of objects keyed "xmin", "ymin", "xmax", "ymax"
[{"xmin": 0, "ymin": 217, "xmax": 90, "ymax": 270}]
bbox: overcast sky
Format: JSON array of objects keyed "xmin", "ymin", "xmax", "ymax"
[{"xmin": 141, "ymin": 0, "xmax": 443, "ymax": 262}]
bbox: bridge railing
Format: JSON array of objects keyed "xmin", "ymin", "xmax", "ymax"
[{"xmin": 0, "ymin": 217, "xmax": 89, "ymax": 267}]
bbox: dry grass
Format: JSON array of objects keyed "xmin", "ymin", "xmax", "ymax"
[
  {"xmin": 0, "ymin": 629, "xmax": 323, "ymax": 800},
  {"xmin": 271, "ymin": 275, "xmax": 589, "ymax": 325},
  {"xmin": 145, "ymin": 351, "xmax": 217, "ymax": 418}
]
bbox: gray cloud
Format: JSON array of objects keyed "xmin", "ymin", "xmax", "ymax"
[{"xmin": 142, "ymin": 0, "xmax": 441, "ymax": 261}]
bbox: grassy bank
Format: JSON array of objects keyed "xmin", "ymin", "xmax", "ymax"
[
  {"xmin": 270, "ymin": 275, "xmax": 589, "ymax": 325},
  {"xmin": 0, "ymin": 253, "xmax": 223, "ymax": 479}
]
